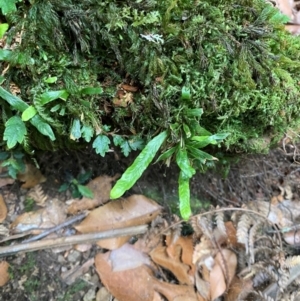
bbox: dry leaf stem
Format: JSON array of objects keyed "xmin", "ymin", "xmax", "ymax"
[{"xmin": 0, "ymin": 225, "xmax": 148, "ymax": 257}]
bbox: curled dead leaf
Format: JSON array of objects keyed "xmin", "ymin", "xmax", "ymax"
[
  {"xmin": 0, "ymin": 261, "xmax": 10, "ymax": 287},
  {"xmin": 0, "ymin": 194, "xmax": 8, "ymax": 223},
  {"xmin": 120, "ymin": 84, "xmax": 138, "ymax": 92}
]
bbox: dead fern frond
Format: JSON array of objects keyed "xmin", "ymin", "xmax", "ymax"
[
  {"xmin": 27, "ymin": 184, "xmax": 48, "ymax": 206},
  {"xmin": 285, "ymin": 256, "xmax": 300, "ymax": 268},
  {"xmin": 237, "ymin": 213, "xmax": 254, "ymax": 254},
  {"xmin": 255, "ymin": 290, "xmax": 275, "ymax": 301},
  {"xmin": 215, "ymin": 210, "xmax": 227, "ymax": 236},
  {"xmin": 197, "ymin": 216, "xmax": 213, "ymax": 239},
  {"xmin": 190, "ymin": 215, "xmax": 203, "ymax": 237},
  {"xmin": 278, "ymin": 267, "xmax": 290, "ymax": 292},
  {"xmin": 249, "ymin": 221, "xmax": 263, "ymax": 263}
]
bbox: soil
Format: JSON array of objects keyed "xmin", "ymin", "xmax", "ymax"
[{"xmin": 1, "ymin": 142, "xmax": 300, "ymax": 301}]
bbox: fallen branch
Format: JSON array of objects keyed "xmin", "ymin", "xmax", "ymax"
[{"xmin": 0, "ymin": 224, "xmax": 148, "ymax": 257}]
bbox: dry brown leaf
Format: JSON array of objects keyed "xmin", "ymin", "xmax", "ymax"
[
  {"xmin": 67, "ymin": 175, "xmax": 119, "ymax": 214},
  {"xmin": 17, "ymin": 164, "xmax": 46, "ymax": 188},
  {"xmin": 95, "ymin": 252, "xmax": 199, "ymax": 301},
  {"xmin": 0, "ymin": 194, "xmax": 8, "ymax": 223},
  {"xmin": 224, "ymin": 221, "xmax": 238, "ymax": 247},
  {"xmin": 0, "ymin": 261, "xmax": 10, "ymax": 287},
  {"xmin": 10, "ymin": 199, "xmax": 66, "ymax": 234},
  {"xmin": 210, "ymin": 249, "xmax": 237, "ymax": 300},
  {"xmin": 75, "ymin": 195, "xmax": 162, "ymax": 249},
  {"xmin": 95, "ymin": 252, "xmax": 155, "ymax": 301},
  {"xmin": 277, "ymin": 0, "xmax": 294, "ymax": 20},
  {"xmin": 27, "ymin": 184, "xmax": 48, "ymax": 207},
  {"xmin": 120, "ymin": 84, "xmax": 138, "ymax": 92},
  {"xmin": 0, "ymin": 177, "xmax": 15, "ymax": 187},
  {"xmin": 150, "ymin": 244, "xmax": 192, "ymax": 285},
  {"xmin": 224, "ymin": 277, "xmax": 253, "ymax": 301},
  {"xmin": 283, "ymin": 229, "xmax": 300, "ymax": 245}
]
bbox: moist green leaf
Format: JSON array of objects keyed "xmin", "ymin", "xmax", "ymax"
[
  {"xmin": 39, "ymin": 90, "xmax": 69, "ymax": 105},
  {"xmin": 92, "ymin": 135, "xmax": 111, "ymax": 157},
  {"xmin": 0, "ymin": 23, "xmax": 9, "ymax": 38},
  {"xmin": 30, "ymin": 115, "xmax": 56, "ymax": 141},
  {"xmin": 22, "ymin": 106, "xmax": 37, "ymax": 121},
  {"xmin": 176, "ymin": 147, "xmax": 195, "ymax": 179},
  {"xmin": 113, "ymin": 135, "xmax": 125, "ymax": 146},
  {"xmin": 44, "ymin": 76, "xmax": 58, "ymax": 84},
  {"xmin": 77, "ymin": 184, "xmax": 94, "ymax": 198},
  {"xmin": 155, "ymin": 146, "xmax": 177, "ymax": 162},
  {"xmin": 0, "ymin": 0, "xmax": 18, "ymax": 14},
  {"xmin": 70, "ymin": 119, "xmax": 81, "ymax": 140},
  {"xmin": 110, "ymin": 131, "xmax": 168, "ymax": 199},
  {"xmin": 80, "ymin": 87, "xmax": 103, "ymax": 95},
  {"xmin": 4, "ymin": 116, "xmax": 27, "ymax": 148},
  {"xmin": 128, "ymin": 137, "xmax": 145, "ymax": 150},
  {"xmin": 187, "ymin": 145, "xmax": 218, "ymax": 163},
  {"xmin": 0, "ymin": 86, "xmax": 28, "ymax": 112},
  {"xmin": 178, "ymin": 171, "xmax": 191, "ymax": 220},
  {"xmin": 120, "ymin": 140, "xmax": 131, "ymax": 157}
]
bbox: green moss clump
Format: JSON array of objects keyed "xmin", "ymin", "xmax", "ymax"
[{"xmin": 1, "ymin": 0, "xmax": 300, "ymax": 155}]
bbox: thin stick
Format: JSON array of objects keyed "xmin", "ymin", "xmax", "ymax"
[
  {"xmin": 23, "ymin": 212, "xmax": 88, "ymax": 243},
  {"xmin": 0, "ymin": 225, "xmax": 148, "ymax": 257}
]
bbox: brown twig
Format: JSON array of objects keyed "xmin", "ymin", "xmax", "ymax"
[{"xmin": 0, "ymin": 225, "xmax": 148, "ymax": 257}]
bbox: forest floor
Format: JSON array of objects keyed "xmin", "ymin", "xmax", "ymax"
[{"xmin": 1, "ymin": 140, "xmax": 300, "ymax": 301}]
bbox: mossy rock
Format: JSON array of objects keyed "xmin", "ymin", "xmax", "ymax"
[{"xmin": 1, "ymin": 0, "xmax": 300, "ymax": 156}]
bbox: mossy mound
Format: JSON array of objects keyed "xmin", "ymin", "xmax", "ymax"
[{"xmin": 1, "ymin": 0, "xmax": 300, "ymax": 156}]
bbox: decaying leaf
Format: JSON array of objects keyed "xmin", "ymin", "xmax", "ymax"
[
  {"xmin": 75, "ymin": 194, "xmax": 162, "ymax": 249},
  {"xmin": 27, "ymin": 184, "xmax": 48, "ymax": 206},
  {"xmin": 67, "ymin": 175, "xmax": 119, "ymax": 214},
  {"xmin": 0, "ymin": 177, "xmax": 15, "ymax": 187},
  {"xmin": 0, "ymin": 261, "xmax": 10, "ymax": 287},
  {"xmin": 0, "ymin": 194, "xmax": 7, "ymax": 223},
  {"xmin": 224, "ymin": 277, "xmax": 253, "ymax": 301},
  {"xmin": 17, "ymin": 163, "xmax": 46, "ymax": 189},
  {"xmin": 95, "ymin": 251, "xmax": 199, "ymax": 301},
  {"xmin": 10, "ymin": 199, "xmax": 66, "ymax": 234}
]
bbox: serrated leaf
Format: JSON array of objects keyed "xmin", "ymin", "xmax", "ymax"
[
  {"xmin": 92, "ymin": 135, "xmax": 111, "ymax": 157},
  {"xmin": 21, "ymin": 105, "xmax": 37, "ymax": 121},
  {"xmin": 0, "ymin": 86, "xmax": 28, "ymax": 112},
  {"xmin": 0, "ymin": 152, "xmax": 9, "ymax": 160},
  {"xmin": 178, "ymin": 171, "xmax": 191, "ymax": 220},
  {"xmin": 120, "ymin": 140, "xmax": 131, "ymax": 157},
  {"xmin": 30, "ymin": 115, "xmax": 56, "ymax": 141},
  {"xmin": 44, "ymin": 76, "xmax": 58, "ymax": 84},
  {"xmin": 80, "ymin": 87, "xmax": 103, "ymax": 95},
  {"xmin": 39, "ymin": 90, "xmax": 69, "ymax": 105},
  {"xmin": 70, "ymin": 119, "xmax": 81, "ymax": 140},
  {"xmin": 81, "ymin": 125, "xmax": 94, "ymax": 142},
  {"xmin": 77, "ymin": 170, "xmax": 92, "ymax": 184},
  {"xmin": 110, "ymin": 131, "xmax": 168, "ymax": 199},
  {"xmin": 0, "ymin": 24, "xmax": 8, "ymax": 39},
  {"xmin": 4, "ymin": 116, "xmax": 27, "ymax": 148},
  {"xmin": 113, "ymin": 135, "xmax": 124, "ymax": 146},
  {"xmin": 77, "ymin": 184, "xmax": 94, "ymax": 198},
  {"xmin": 58, "ymin": 183, "xmax": 69, "ymax": 192},
  {"xmin": 0, "ymin": 0, "xmax": 18, "ymax": 14},
  {"xmin": 176, "ymin": 148, "xmax": 195, "ymax": 179},
  {"xmin": 128, "ymin": 138, "xmax": 145, "ymax": 150}
]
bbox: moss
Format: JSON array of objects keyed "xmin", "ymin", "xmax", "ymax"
[{"xmin": 1, "ymin": 0, "xmax": 300, "ymax": 156}]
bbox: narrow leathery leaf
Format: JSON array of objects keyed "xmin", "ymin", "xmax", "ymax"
[
  {"xmin": 80, "ymin": 87, "xmax": 103, "ymax": 95},
  {"xmin": 0, "ymin": 76, "xmax": 5, "ymax": 84},
  {"xmin": 183, "ymin": 123, "xmax": 191, "ymax": 138},
  {"xmin": 4, "ymin": 116, "xmax": 27, "ymax": 148},
  {"xmin": 0, "ymin": 86, "xmax": 28, "ymax": 112},
  {"xmin": 210, "ymin": 133, "xmax": 229, "ymax": 142},
  {"xmin": 191, "ymin": 136, "xmax": 213, "ymax": 148},
  {"xmin": 30, "ymin": 115, "xmax": 56, "ymax": 141},
  {"xmin": 0, "ymin": 24, "xmax": 8, "ymax": 38},
  {"xmin": 178, "ymin": 171, "xmax": 191, "ymax": 220},
  {"xmin": 110, "ymin": 131, "xmax": 168, "ymax": 199},
  {"xmin": 77, "ymin": 184, "xmax": 94, "ymax": 198},
  {"xmin": 0, "ymin": 49, "xmax": 11, "ymax": 61},
  {"xmin": 92, "ymin": 135, "xmax": 111, "ymax": 157},
  {"xmin": 39, "ymin": 90, "xmax": 69, "ymax": 105},
  {"xmin": 155, "ymin": 146, "xmax": 177, "ymax": 162},
  {"xmin": 176, "ymin": 147, "xmax": 195, "ymax": 179},
  {"xmin": 44, "ymin": 76, "xmax": 58, "ymax": 84},
  {"xmin": 21, "ymin": 106, "xmax": 37, "ymax": 121},
  {"xmin": 181, "ymin": 86, "xmax": 191, "ymax": 100},
  {"xmin": 50, "ymin": 104, "xmax": 61, "ymax": 112},
  {"xmin": 58, "ymin": 183, "xmax": 69, "ymax": 192},
  {"xmin": 81, "ymin": 125, "xmax": 94, "ymax": 142},
  {"xmin": 185, "ymin": 108, "xmax": 203, "ymax": 117},
  {"xmin": 187, "ymin": 145, "xmax": 217, "ymax": 163},
  {"xmin": 70, "ymin": 119, "xmax": 81, "ymax": 140}
]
